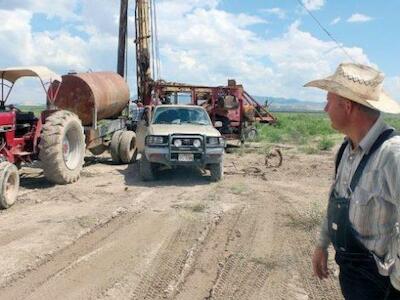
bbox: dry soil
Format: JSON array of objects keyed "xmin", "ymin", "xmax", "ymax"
[{"xmin": 0, "ymin": 144, "xmax": 343, "ymax": 300}]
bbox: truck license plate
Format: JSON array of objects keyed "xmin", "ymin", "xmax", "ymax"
[{"xmin": 178, "ymin": 153, "xmax": 194, "ymax": 161}]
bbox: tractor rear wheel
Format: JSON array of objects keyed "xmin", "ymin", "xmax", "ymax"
[
  {"xmin": 0, "ymin": 161, "xmax": 20, "ymax": 209},
  {"xmin": 119, "ymin": 131, "xmax": 137, "ymax": 164},
  {"xmin": 39, "ymin": 110, "xmax": 85, "ymax": 184}
]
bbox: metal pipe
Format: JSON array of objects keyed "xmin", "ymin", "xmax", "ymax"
[{"xmin": 117, "ymin": 0, "xmax": 129, "ymax": 77}]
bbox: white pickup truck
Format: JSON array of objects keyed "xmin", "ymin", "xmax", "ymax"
[{"xmin": 136, "ymin": 105, "xmax": 225, "ymax": 181}]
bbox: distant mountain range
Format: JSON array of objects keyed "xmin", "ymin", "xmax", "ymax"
[
  {"xmin": 252, "ymin": 96, "xmax": 325, "ymax": 112},
  {"xmin": 17, "ymin": 95, "xmax": 324, "ymax": 113}
]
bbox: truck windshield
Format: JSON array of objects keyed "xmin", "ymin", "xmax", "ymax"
[{"xmin": 152, "ymin": 107, "xmax": 211, "ymax": 125}]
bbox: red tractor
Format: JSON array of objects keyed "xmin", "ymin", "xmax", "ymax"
[
  {"xmin": 0, "ymin": 66, "xmax": 137, "ymax": 209},
  {"xmin": 0, "ymin": 66, "xmax": 86, "ymax": 209}
]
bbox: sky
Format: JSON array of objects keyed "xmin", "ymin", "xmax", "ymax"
[{"xmin": 1, "ymin": 0, "xmax": 400, "ymax": 105}]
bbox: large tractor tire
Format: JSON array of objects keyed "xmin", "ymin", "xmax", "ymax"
[
  {"xmin": 0, "ymin": 161, "xmax": 19, "ymax": 209},
  {"xmin": 39, "ymin": 110, "xmax": 85, "ymax": 184},
  {"xmin": 119, "ymin": 131, "xmax": 137, "ymax": 164},
  {"xmin": 209, "ymin": 162, "xmax": 224, "ymax": 182},
  {"xmin": 139, "ymin": 155, "xmax": 156, "ymax": 181},
  {"xmin": 110, "ymin": 130, "xmax": 123, "ymax": 163}
]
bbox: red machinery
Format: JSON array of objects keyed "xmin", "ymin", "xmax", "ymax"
[
  {"xmin": 120, "ymin": 0, "xmax": 276, "ymax": 142},
  {"xmin": 0, "ymin": 67, "xmax": 135, "ymax": 209},
  {"xmin": 151, "ymin": 80, "xmax": 276, "ymax": 141}
]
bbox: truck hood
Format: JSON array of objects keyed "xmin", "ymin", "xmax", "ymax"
[{"xmin": 149, "ymin": 124, "xmax": 221, "ymax": 137}]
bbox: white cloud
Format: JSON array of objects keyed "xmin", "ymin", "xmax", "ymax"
[
  {"xmin": 0, "ymin": 0, "xmax": 79, "ymax": 21},
  {"xmin": 330, "ymin": 17, "xmax": 341, "ymax": 25},
  {"xmin": 347, "ymin": 13, "xmax": 373, "ymax": 23},
  {"xmin": 0, "ymin": 10, "xmax": 35, "ymax": 67},
  {"xmin": 261, "ymin": 21, "xmax": 370, "ymax": 100},
  {"xmin": 153, "ymin": 3, "xmax": 372, "ymax": 101},
  {"xmin": 2, "ymin": 0, "xmax": 393, "ymax": 105},
  {"xmin": 385, "ymin": 76, "xmax": 400, "ymax": 102},
  {"xmin": 79, "ymin": 0, "xmax": 120, "ymax": 36},
  {"xmin": 301, "ymin": 0, "xmax": 325, "ymax": 11},
  {"xmin": 261, "ymin": 7, "xmax": 286, "ymax": 19}
]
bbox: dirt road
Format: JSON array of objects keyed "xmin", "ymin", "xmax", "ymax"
[{"xmin": 0, "ymin": 145, "xmax": 342, "ymax": 299}]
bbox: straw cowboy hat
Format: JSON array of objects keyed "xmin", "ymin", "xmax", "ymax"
[{"xmin": 304, "ymin": 62, "xmax": 400, "ymax": 114}]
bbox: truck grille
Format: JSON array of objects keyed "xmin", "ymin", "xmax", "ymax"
[{"xmin": 169, "ymin": 135, "xmax": 204, "ymax": 161}]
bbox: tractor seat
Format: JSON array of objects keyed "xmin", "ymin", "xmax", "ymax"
[
  {"xmin": 15, "ymin": 111, "xmax": 36, "ymax": 132},
  {"xmin": 16, "ymin": 111, "xmax": 36, "ymax": 123}
]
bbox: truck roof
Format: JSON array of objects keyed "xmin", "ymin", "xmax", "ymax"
[{"xmin": 154, "ymin": 104, "xmax": 206, "ymax": 110}]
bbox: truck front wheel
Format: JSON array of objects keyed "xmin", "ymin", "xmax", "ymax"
[
  {"xmin": 139, "ymin": 155, "xmax": 156, "ymax": 181},
  {"xmin": 209, "ymin": 162, "xmax": 223, "ymax": 182}
]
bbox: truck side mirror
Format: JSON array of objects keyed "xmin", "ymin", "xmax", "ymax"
[
  {"xmin": 142, "ymin": 106, "xmax": 151, "ymax": 126},
  {"xmin": 214, "ymin": 121, "xmax": 223, "ymax": 128}
]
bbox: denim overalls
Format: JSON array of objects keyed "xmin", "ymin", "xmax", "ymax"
[{"xmin": 328, "ymin": 129, "xmax": 400, "ymax": 299}]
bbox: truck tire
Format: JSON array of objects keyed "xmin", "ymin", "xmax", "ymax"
[
  {"xmin": 209, "ymin": 162, "xmax": 223, "ymax": 182},
  {"xmin": 110, "ymin": 130, "xmax": 123, "ymax": 163},
  {"xmin": 0, "ymin": 162, "xmax": 19, "ymax": 209},
  {"xmin": 139, "ymin": 155, "xmax": 155, "ymax": 181},
  {"xmin": 119, "ymin": 131, "xmax": 137, "ymax": 164},
  {"xmin": 39, "ymin": 110, "xmax": 85, "ymax": 184}
]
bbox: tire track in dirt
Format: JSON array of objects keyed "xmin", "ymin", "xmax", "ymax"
[
  {"xmin": 270, "ymin": 184, "xmax": 341, "ymax": 300},
  {"xmin": 0, "ymin": 190, "xmax": 171, "ymax": 300},
  {"xmin": 130, "ymin": 212, "xmax": 222, "ymax": 300},
  {"xmin": 206, "ymin": 207, "xmax": 267, "ymax": 299},
  {"xmin": 172, "ymin": 177, "xmax": 277, "ymax": 300}
]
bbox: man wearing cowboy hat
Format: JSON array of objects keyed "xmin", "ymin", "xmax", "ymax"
[{"xmin": 305, "ymin": 62, "xmax": 400, "ymax": 299}]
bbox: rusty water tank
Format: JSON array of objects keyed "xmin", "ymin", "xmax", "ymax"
[{"xmin": 53, "ymin": 72, "xmax": 130, "ymax": 125}]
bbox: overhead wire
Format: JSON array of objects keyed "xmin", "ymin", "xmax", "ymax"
[
  {"xmin": 295, "ymin": 0, "xmax": 356, "ymax": 63},
  {"xmin": 150, "ymin": 0, "xmax": 161, "ymax": 80},
  {"xmin": 153, "ymin": 0, "xmax": 161, "ymax": 80},
  {"xmin": 149, "ymin": 0, "xmax": 156, "ymax": 80}
]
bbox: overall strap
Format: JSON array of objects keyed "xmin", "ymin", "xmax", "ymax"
[
  {"xmin": 335, "ymin": 140, "xmax": 348, "ymax": 176},
  {"xmin": 349, "ymin": 129, "xmax": 396, "ymax": 193}
]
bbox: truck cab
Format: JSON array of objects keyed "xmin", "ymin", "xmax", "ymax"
[{"xmin": 136, "ymin": 105, "xmax": 224, "ymax": 181}]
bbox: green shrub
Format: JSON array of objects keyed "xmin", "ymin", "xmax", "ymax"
[
  {"xmin": 318, "ymin": 136, "xmax": 334, "ymax": 151},
  {"xmin": 384, "ymin": 115, "xmax": 400, "ymax": 130},
  {"xmin": 258, "ymin": 112, "xmax": 335, "ymax": 146}
]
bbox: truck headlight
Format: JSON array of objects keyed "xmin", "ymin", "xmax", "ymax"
[
  {"xmin": 207, "ymin": 137, "xmax": 224, "ymax": 146},
  {"xmin": 193, "ymin": 139, "xmax": 201, "ymax": 148},
  {"xmin": 174, "ymin": 139, "xmax": 182, "ymax": 147},
  {"xmin": 146, "ymin": 135, "xmax": 167, "ymax": 146}
]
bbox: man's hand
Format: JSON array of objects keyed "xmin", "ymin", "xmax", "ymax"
[{"xmin": 312, "ymin": 247, "xmax": 329, "ymax": 279}]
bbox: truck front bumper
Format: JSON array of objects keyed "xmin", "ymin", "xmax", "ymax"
[{"xmin": 144, "ymin": 146, "xmax": 224, "ymax": 167}]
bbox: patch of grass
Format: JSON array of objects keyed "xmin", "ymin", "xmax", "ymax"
[
  {"xmin": 300, "ymin": 146, "xmax": 318, "ymax": 154},
  {"xmin": 257, "ymin": 112, "xmax": 400, "ymax": 152},
  {"xmin": 318, "ymin": 136, "xmax": 335, "ymax": 151},
  {"xmin": 230, "ymin": 183, "xmax": 248, "ymax": 195},
  {"xmin": 257, "ymin": 113, "xmax": 337, "ymax": 148},
  {"xmin": 190, "ymin": 203, "xmax": 206, "ymax": 213},
  {"xmin": 384, "ymin": 115, "xmax": 400, "ymax": 130},
  {"xmin": 16, "ymin": 105, "xmax": 45, "ymax": 116}
]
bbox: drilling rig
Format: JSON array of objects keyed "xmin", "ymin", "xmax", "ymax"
[{"xmin": 118, "ymin": 0, "xmax": 276, "ymax": 142}]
